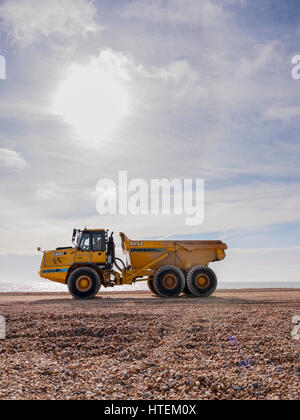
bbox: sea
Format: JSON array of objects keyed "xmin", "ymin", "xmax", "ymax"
[{"xmin": 0, "ymin": 280, "xmax": 299, "ymax": 293}]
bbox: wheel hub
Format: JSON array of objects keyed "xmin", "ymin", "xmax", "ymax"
[
  {"xmin": 76, "ymin": 276, "xmax": 92, "ymax": 292},
  {"xmin": 195, "ymin": 274, "xmax": 209, "ymax": 289},
  {"xmin": 162, "ymin": 273, "xmax": 177, "ymax": 290}
]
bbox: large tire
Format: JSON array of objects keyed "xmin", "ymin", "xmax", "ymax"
[
  {"xmin": 68, "ymin": 267, "xmax": 101, "ymax": 299},
  {"xmin": 147, "ymin": 278, "xmax": 159, "ymax": 295},
  {"xmin": 186, "ymin": 265, "xmax": 217, "ymax": 297},
  {"xmin": 153, "ymin": 265, "xmax": 185, "ymax": 298}
]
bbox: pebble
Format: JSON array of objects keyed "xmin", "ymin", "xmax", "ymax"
[{"xmin": 0, "ymin": 296, "xmax": 299, "ymax": 400}]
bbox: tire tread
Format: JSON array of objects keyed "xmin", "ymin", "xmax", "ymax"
[
  {"xmin": 68, "ymin": 267, "xmax": 101, "ymax": 299},
  {"xmin": 153, "ymin": 265, "xmax": 185, "ymax": 298},
  {"xmin": 186, "ymin": 265, "xmax": 217, "ymax": 297}
]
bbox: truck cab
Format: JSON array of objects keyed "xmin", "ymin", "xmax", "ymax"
[
  {"xmin": 74, "ymin": 229, "xmax": 107, "ymax": 265},
  {"xmin": 39, "ymin": 229, "xmax": 110, "ymax": 285}
]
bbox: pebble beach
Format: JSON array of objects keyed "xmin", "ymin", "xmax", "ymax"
[{"xmin": 0, "ymin": 289, "xmax": 299, "ymax": 400}]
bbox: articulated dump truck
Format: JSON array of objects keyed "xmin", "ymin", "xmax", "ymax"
[{"xmin": 39, "ymin": 229, "xmax": 227, "ymax": 299}]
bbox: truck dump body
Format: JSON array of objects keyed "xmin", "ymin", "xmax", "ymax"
[{"xmin": 120, "ymin": 233, "xmax": 227, "ymax": 272}]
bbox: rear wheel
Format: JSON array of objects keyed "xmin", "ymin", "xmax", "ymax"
[
  {"xmin": 68, "ymin": 267, "xmax": 101, "ymax": 299},
  {"xmin": 153, "ymin": 265, "xmax": 185, "ymax": 298},
  {"xmin": 186, "ymin": 265, "xmax": 217, "ymax": 297}
]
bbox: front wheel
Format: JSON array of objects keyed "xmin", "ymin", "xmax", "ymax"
[
  {"xmin": 153, "ymin": 265, "xmax": 185, "ymax": 298},
  {"xmin": 186, "ymin": 265, "xmax": 217, "ymax": 297},
  {"xmin": 68, "ymin": 267, "xmax": 101, "ymax": 299}
]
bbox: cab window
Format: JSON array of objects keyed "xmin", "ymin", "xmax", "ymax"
[
  {"xmin": 79, "ymin": 233, "xmax": 90, "ymax": 251},
  {"xmin": 92, "ymin": 233, "xmax": 105, "ymax": 252}
]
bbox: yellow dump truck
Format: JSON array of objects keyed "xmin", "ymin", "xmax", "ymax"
[{"xmin": 39, "ymin": 229, "xmax": 227, "ymax": 299}]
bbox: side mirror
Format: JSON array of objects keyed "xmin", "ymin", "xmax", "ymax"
[{"xmin": 72, "ymin": 229, "xmax": 77, "ymax": 243}]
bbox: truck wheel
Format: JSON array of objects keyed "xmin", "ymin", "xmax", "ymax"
[
  {"xmin": 153, "ymin": 265, "xmax": 185, "ymax": 298},
  {"xmin": 186, "ymin": 265, "xmax": 217, "ymax": 297},
  {"xmin": 147, "ymin": 278, "xmax": 158, "ymax": 295},
  {"xmin": 68, "ymin": 267, "xmax": 101, "ymax": 299}
]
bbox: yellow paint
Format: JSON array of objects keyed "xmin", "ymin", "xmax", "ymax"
[
  {"xmin": 39, "ymin": 266, "xmax": 70, "ymax": 284},
  {"xmin": 120, "ymin": 233, "xmax": 227, "ymax": 273}
]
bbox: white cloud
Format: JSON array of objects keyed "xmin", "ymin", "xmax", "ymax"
[
  {"xmin": 95, "ymin": 49, "xmax": 136, "ymax": 82},
  {"xmin": 141, "ymin": 59, "xmax": 206, "ymax": 103},
  {"xmin": 264, "ymin": 105, "xmax": 300, "ymax": 122},
  {"xmin": 157, "ymin": 60, "xmax": 198, "ymax": 83},
  {"xmin": 85, "ymin": 49, "xmax": 199, "ymax": 87},
  {"xmin": 123, "ymin": 0, "xmax": 227, "ymax": 26},
  {"xmin": 238, "ymin": 41, "xmax": 282, "ymax": 77},
  {"xmin": 204, "ymin": 182, "xmax": 300, "ymax": 233},
  {"xmin": 102, "ymin": 51, "xmax": 205, "ymax": 102},
  {"xmin": 0, "ymin": 149, "xmax": 29, "ymax": 170},
  {"xmin": 0, "ymin": 0, "xmax": 100, "ymax": 46},
  {"xmin": 36, "ymin": 188, "xmax": 56, "ymax": 201}
]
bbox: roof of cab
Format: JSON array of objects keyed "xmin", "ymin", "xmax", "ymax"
[{"xmin": 84, "ymin": 229, "xmax": 105, "ymax": 232}]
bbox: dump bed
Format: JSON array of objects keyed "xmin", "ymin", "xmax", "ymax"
[{"xmin": 120, "ymin": 233, "xmax": 227, "ymax": 271}]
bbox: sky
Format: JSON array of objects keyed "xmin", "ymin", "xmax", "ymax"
[{"xmin": 0, "ymin": 0, "xmax": 300, "ymax": 287}]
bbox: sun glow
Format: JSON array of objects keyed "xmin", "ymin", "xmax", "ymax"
[{"xmin": 53, "ymin": 58, "xmax": 130, "ymax": 144}]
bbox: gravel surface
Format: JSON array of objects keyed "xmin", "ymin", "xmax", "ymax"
[{"xmin": 0, "ymin": 289, "xmax": 299, "ymax": 400}]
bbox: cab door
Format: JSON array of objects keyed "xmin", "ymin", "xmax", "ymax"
[
  {"xmin": 75, "ymin": 232, "xmax": 91, "ymax": 263},
  {"xmin": 90, "ymin": 232, "xmax": 106, "ymax": 264}
]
